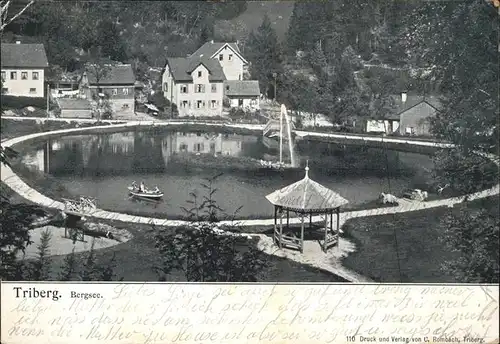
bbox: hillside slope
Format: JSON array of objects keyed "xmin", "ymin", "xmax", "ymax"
[{"xmin": 214, "ymin": 1, "xmax": 294, "ymax": 44}]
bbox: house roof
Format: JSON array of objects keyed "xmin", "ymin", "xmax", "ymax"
[
  {"xmin": 393, "ymin": 95, "xmax": 441, "ymax": 115},
  {"xmin": 166, "ymin": 56, "xmax": 226, "ymax": 82},
  {"xmin": 265, "ymin": 166, "xmax": 349, "ymax": 212},
  {"xmin": 368, "ymin": 94, "xmax": 442, "ymax": 120},
  {"xmin": 1, "ymin": 43, "xmax": 49, "ymax": 68},
  {"xmin": 224, "ymin": 80, "xmax": 260, "ymax": 97},
  {"xmin": 85, "ymin": 64, "xmax": 135, "ymax": 85},
  {"xmin": 191, "ymin": 41, "xmax": 247, "ymax": 63},
  {"xmin": 57, "ymin": 98, "xmax": 92, "ymax": 110}
]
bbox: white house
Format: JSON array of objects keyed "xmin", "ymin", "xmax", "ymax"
[
  {"xmin": 162, "ymin": 41, "xmax": 260, "ymax": 117},
  {"xmin": 1, "ymin": 42, "xmax": 49, "ymax": 98},
  {"xmin": 190, "ymin": 41, "xmax": 249, "ymax": 81},
  {"xmin": 162, "ymin": 56, "xmax": 226, "ymax": 117}
]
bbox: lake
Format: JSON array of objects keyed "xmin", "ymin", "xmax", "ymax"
[{"xmin": 17, "ymin": 128, "xmax": 435, "ymax": 219}]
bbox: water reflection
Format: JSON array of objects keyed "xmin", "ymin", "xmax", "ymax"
[{"xmin": 22, "ymin": 131, "xmax": 260, "ymax": 177}]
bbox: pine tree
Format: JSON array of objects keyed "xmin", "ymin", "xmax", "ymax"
[
  {"xmin": 155, "ymin": 174, "xmax": 269, "ymax": 282},
  {"xmin": 308, "ymin": 41, "xmax": 327, "ymax": 78},
  {"xmin": 80, "ymin": 239, "xmax": 98, "ymax": 281},
  {"xmin": 98, "ymin": 252, "xmax": 118, "ymax": 281},
  {"xmin": 246, "ymin": 15, "xmax": 284, "ymax": 97},
  {"xmin": 58, "ymin": 247, "xmax": 78, "ymax": 281},
  {"xmin": 29, "ymin": 229, "xmax": 53, "ymax": 281}
]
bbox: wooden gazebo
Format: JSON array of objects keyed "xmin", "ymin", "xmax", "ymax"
[{"xmin": 265, "ymin": 163, "xmax": 349, "ymax": 253}]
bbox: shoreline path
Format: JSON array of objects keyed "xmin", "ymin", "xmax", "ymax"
[{"xmin": 2, "ymin": 117, "xmax": 499, "ymax": 282}]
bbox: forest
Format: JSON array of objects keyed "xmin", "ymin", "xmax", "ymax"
[{"xmin": 3, "ymin": 1, "xmax": 497, "ymax": 127}]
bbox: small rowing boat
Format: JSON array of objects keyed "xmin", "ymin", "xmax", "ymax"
[{"xmin": 127, "ymin": 184, "xmax": 164, "ymax": 199}]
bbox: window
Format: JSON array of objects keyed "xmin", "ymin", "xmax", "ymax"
[
  {"xmin": 198, "ymin": 71, "xmax": 202, "ymax": 78},
  {"xmin": 112, "ymin": 88, "xmax": 118, "ymax": 95},
  {"xmin": 182, "ymin": 100, "xmax": 188, "ymax": 108},
  {"xmin": 180, "ymin": 85, "xmax": 188, "ymax": 93},
  {"xmin": 211, "ymin": 84, "xmax": 217, "ymax": 93},
  {"xmin": 1, "ymin": 71, "xmax": 5, "ymax": 81},
  {"xmin": 226, "ymin": 85, "xmax": 229, "ymax": 91},
  {"xmin": 195, "ymin": 84, "xmax": 205, "ymax": 93},
  {"xmin": 194, "ymin": 143, "xmax": 204, "ymax": 152},
  {"xmin": 21, "ymin": 72, "xmax": 28, "ymax": 80},
  {"xmin": 196, "ymin": 100, "xmax": 203, "ymax": 109},
  {"xmin": 211, "ymin": 100, "xmax": 217, "ymax": 109},
  {"xmin": 10, "ymin": 72, "xmax": 17, "ymax": 80},
  {"xmin": 219, "ymin": 54, "xmax": 223, "ymax": 61},
  {"xmin": 29, "ymin": 88, "xmax": 36, "ymax": 94},
  {"xmin": 180, "ymin": 143, "xmax": 188, "ymax": 151},
  {"xmin": 163, "ymin": 82, "xmax": 168, "ymax": 92},
  {"xmin": 2, "ymin": 88, "xmax": 8, "ymax": 94},
  {"xmin": 122, "ymin": 104, "xmax": 129, "ymax": 110},
  {"xmin": 123, "ymin": 88, "xmax": 129, "ymax": 95},
  {"xmin": 32, "ymin": 71, "xmax": 39, "ymax": 80},
  {"xmin": 228, "ymin": 54, "xmax": 233, "ymax": 61}
]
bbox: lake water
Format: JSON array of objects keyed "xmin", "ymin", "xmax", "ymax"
[{"xmin": 18, "ymin": 128, "xmax": 435, "ymax": 219}]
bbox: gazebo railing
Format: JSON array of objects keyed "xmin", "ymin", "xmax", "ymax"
[
  {"xmin": 321, "ymin": 231, "xmax": 339, "ymax": 251},
  {"xmin": 274, "ymin": 231, "xmax": 302, "ymax": 250}
]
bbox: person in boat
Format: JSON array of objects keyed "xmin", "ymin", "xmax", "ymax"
[
  {"xmin": 131, "ymin": 181, "xmax": 138, "ymax": 191},
  {"xmin": 153, "ymin": 186, "xmax": 160, "ymax": 193},
  {"xmin": 140, "ymin": 181, "xmax": 146, "ymax": 193}
]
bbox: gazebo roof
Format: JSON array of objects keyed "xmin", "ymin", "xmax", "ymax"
[{"xmin": 265, "ymin": 165, "xmax": 349, "ymax": 212}]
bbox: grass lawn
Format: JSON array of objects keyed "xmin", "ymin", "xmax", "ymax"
[{"xmin": 341, "ymin": 196, "xmax": 499, "ymax": 282}]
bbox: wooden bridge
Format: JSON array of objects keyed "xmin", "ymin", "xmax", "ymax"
[
  {"xmin": 62, "ymin": 196, "xmax": 98, "ymax": 243},
  {"xmin": 63, "ymin": 196, "xmax": 97, "ymax": 217},
  {"xmin": 263, "ymin": 118, "xmax": 295, "ymax": 138}
]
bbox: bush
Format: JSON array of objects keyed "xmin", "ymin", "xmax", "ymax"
[
  {"xmin": 1, "ymin": 95, "xmax": 47, "ymax": 109},
  {"xmin": 227, "ymin": 108, "xmax": 267, "ymax": 124},
  {"xmin": 146, "ymin": 92, "xmax": 178, "ymax": 119}
]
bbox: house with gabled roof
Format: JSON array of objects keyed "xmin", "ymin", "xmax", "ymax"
[
  {"xmin": 190, "ymin": 40, "xmax": 249, "ymax": 81},
  {"xmin": 398, "ymin": 94, "xmax": 441, "ymax": 136},
  {"xmin": 1, "ymin": 41, "xmax": 49, "ymax": 98},
  {"xmin": 162, "ymin": 55, "xmax": 226, "ymax": 117},
  {"xmin": 80, "ymin": 63, "xmax": 136, "ymax": 114},
  {"xmin": 162, "ymin": 40, "xmax": 260, "ymax": 117},
  {"xmin": 363, "ymin": 92, "xmax": 442, "ymax": 136},
  {"xmin": 224, "ymin": 80, "xmax": 260, "ymax": 110}
]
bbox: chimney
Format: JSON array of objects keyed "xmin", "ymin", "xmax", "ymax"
[
  {"xmin": 15, "ymin": 40, "xmax": 21, "ymax": 44},
  {"xmin": 401, "ymin": 92, "xmax": 407, "ymax": 103}
]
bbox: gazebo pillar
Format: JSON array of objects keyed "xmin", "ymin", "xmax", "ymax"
[
  {"xmin": 323, "ymin": 212, "xmax": 328, "ymax": 253},
  {"xmin": 336, "ymin": 207, "xmax": 340, "ymax": 248},
  {"xmin": 273, "ymin": 206, "xmax": 278, "ymax": 245},
  {"xmin": 279, "ymin": 207, "xmax": 283, "ymax": 249},
  {"xmin": 300, "ymin": 212, "xmax": 305, "ymax": 253}
]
